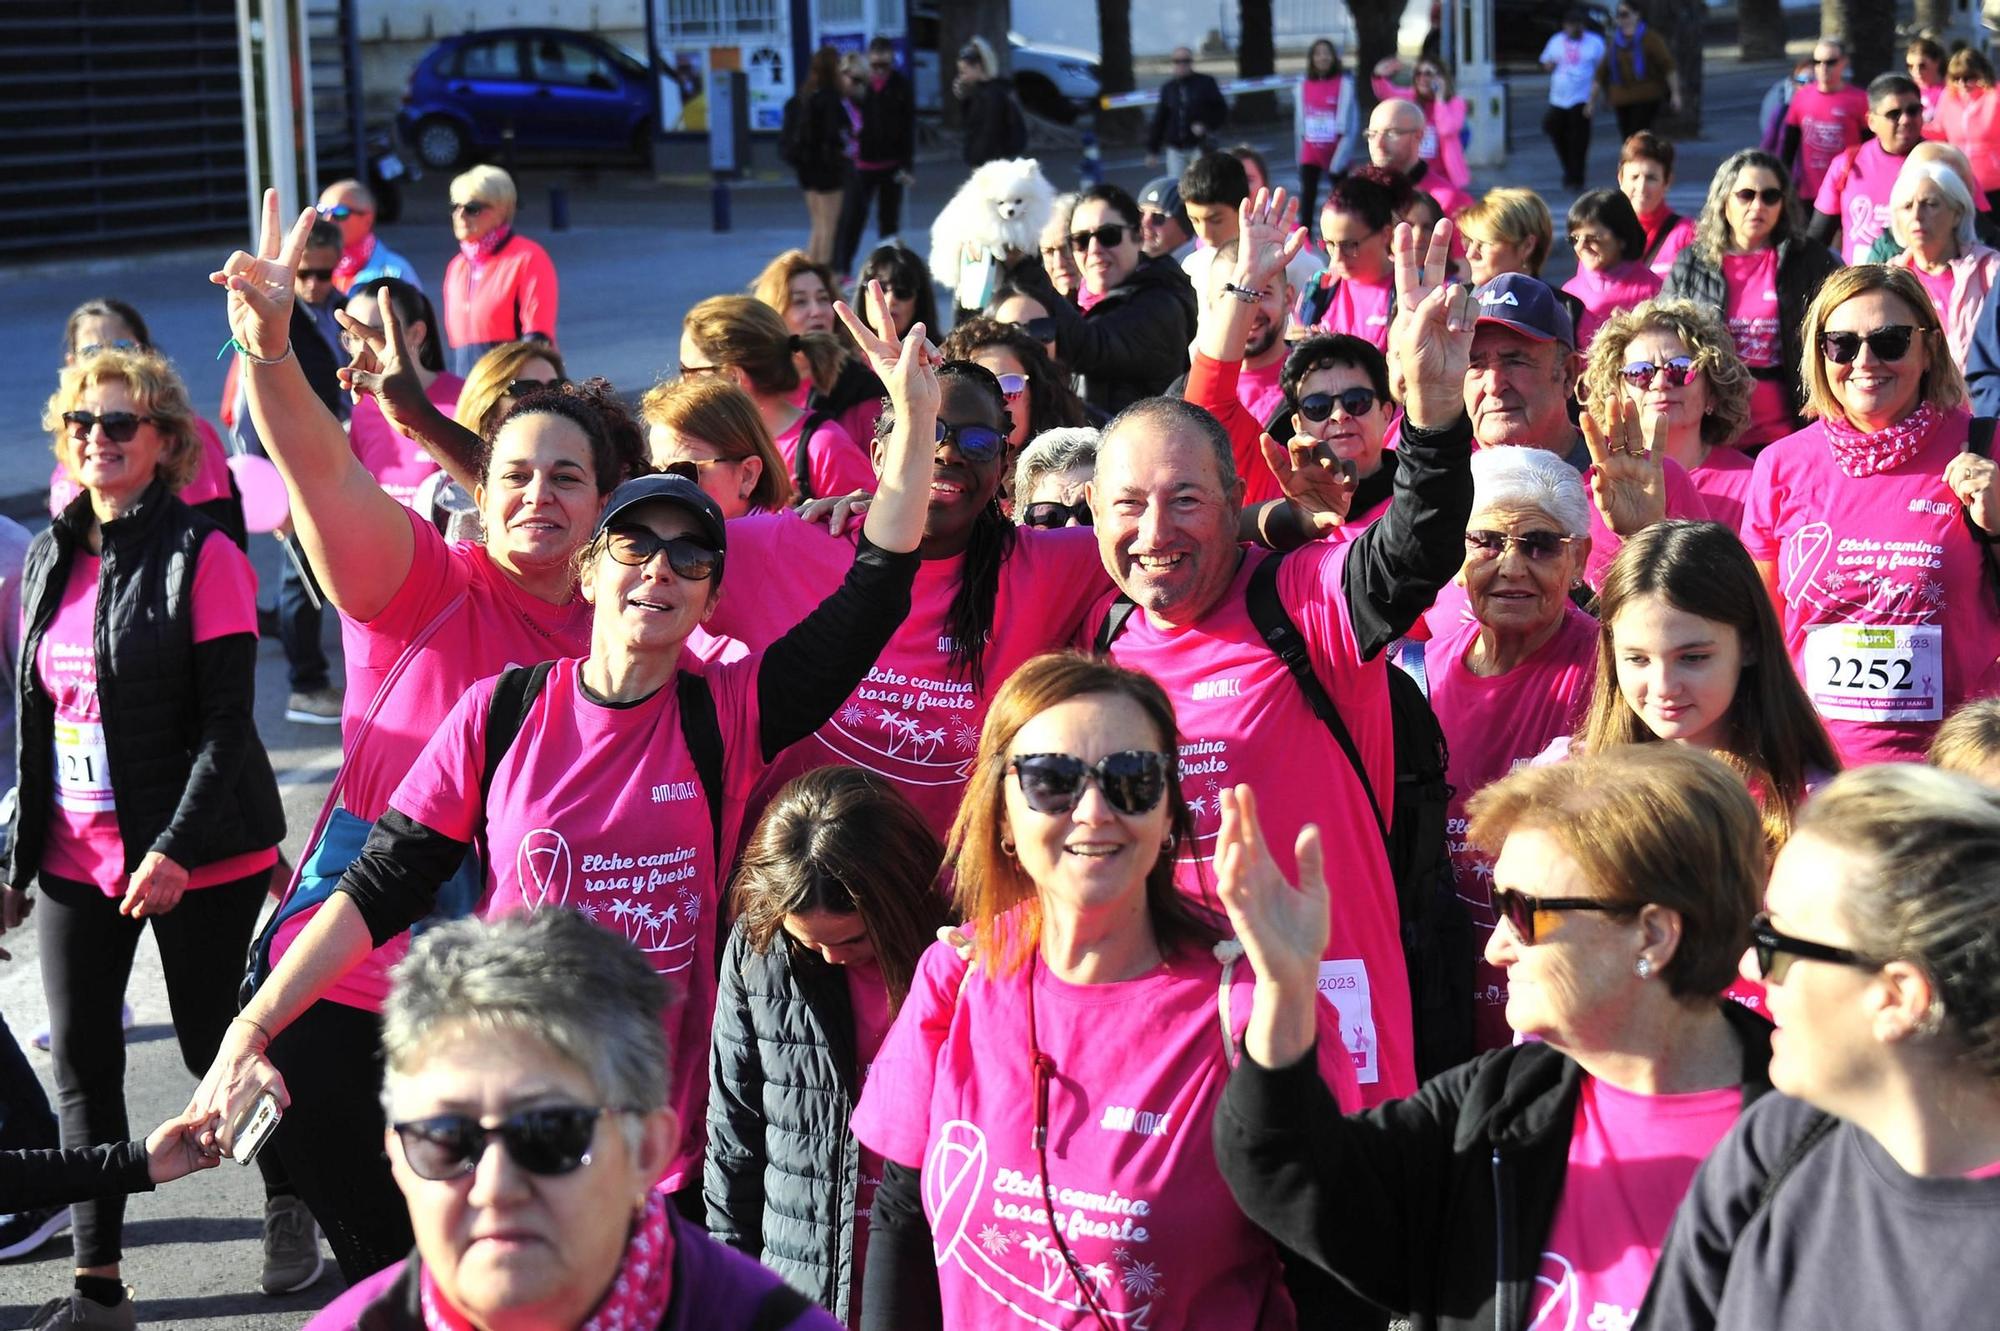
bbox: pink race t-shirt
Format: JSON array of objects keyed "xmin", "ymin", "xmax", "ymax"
[
  {"xmin": 347, "ymin": 373, "xmax": 465, "ymax": 510},
  {"xmin": 388, "ymin": 655, "xmax": 767, "ymax": 1192},
  {"xmin": 1912, "ymin": 262, "xmax": 1957, "ymax": 322},
  {"xmin": 850, "ymin": 939, "xmax": 1361, "ymax": 1331},
  {"xmin": 48, "ymin": 418, "xmax": 234, "ymax": 518},
  {"xmin": 1745, "ymin": 410, "xmax": 2000, "ymax": 764},
  {"xmin": 706, "ymin": 514, "xmax": 1107, "ymax": 839},
  {"xmin": 1298, "ymin": 76, "xmax": 1347, "ymax": 168},
  {"xmin": 35, "ymin": 531, "xmax": 274, "ymax": 894},
  {"xmin": 1814, "ymin": 140, "xmax": 1907, "ymax": 264},
  {"xmin": 1785, "ymin": 84, "xmax": 1871, "ymax": 199},
  {"xmin": 1094, "ymin": 544, "xmax": 1417, "ymax": 1102},
  {"xmin": 846, "ymin": 958, "xmax": 895, "ymax": 1331},
  {"xmin": 1237, "ymin": 357, "xmax": 1287, "ymax": 427},
  {"xmin": 1690, "ymin": 445, "xmax": 1757, "ymax": 535},
  {"xmin": 1536, "ymin": 1077, "xmax": 1740, "ymax": 1331},
  {"xmin": 1562, "ymin": 260, "xmax": 1663, "ymax": 350},
  {"xmin": 1721, "ymin": 249, "xmax": 1796, "ymax": 446},
  {"xmin": 777, "ymin": 410, "xmax": 877, "ymax": 501},
  {"xmin": 1426, "ymin": 604, "xmax": 1597, "ymax": 1052},
  {"xmin": 1582, "ymin": 455, "xmax": 1711, "ymax": 590},
  {"xmin": 1311, "ymin": 274, "xmax": 1394, "ymax": 349},
  {"xmin": 1638, "ymin": 209, "xmax": 1697, "ymax": 282}
]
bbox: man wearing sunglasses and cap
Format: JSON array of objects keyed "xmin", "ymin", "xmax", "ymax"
[
  {"xmin": 1137, "ymin": 175, "xmax": 1198, "ymax": 263},
  {"xmin": 316, "ymin": 180, "xmax": 421, "ymax": 296}
]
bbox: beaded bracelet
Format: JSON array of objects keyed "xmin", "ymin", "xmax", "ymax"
[{"xmin": 216, "ymin": 337, "xmax": 293, "ymax": 367}]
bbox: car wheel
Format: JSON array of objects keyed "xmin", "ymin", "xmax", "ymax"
[
  {"xmin": 414, "ymin": 116, "xmax": 469, "ymax": 170},
  {"xmin": 1013, "ymin": 73, "xmax": 1075, "ymax": 125}
]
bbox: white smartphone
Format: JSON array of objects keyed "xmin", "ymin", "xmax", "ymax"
[{"xmin": 231, "ymin": 1092, "xmax": 281, "ymax": 1166}]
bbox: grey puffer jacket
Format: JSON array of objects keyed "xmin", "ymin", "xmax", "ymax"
[{"xmin": 704, "ymin": 921, "xmax": 868, "ymax": 1323}]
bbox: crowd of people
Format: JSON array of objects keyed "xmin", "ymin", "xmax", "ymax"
[{"xmin": 4, "ymin": 11, "xmax": 2000, "ymax": 1331}]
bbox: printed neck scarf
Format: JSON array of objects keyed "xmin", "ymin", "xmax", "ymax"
[
  {"xmin": 334, "ymin": 232, "xmax": 377, "ymax": 289},
  {"xmin": 1822, "ymin": 398, "xmax": 1939, "ymax": 478},
  {"xmin": 458, "ymin": 225, "xmax": 512, "ymax": 269},
  {"xmin": 419, "ymin": 1189, "xmax": 676, "ymax": 1331}
]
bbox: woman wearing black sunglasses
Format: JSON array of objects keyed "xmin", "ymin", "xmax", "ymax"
[
  {"xmin": 850, "ymin": 653, "xmax": 1363, "ymax": 1331},
  {"xmin": 1642, "ymin": 764, "xmax": 2000, "ymax": 1330},
  {"xmin": 1213, "ymin": 743, "xmax": 1774, "ymax": 1331},
  {"xmin": 1661, "ymin": 148, "xmax": 1841, "ymax": 448}
]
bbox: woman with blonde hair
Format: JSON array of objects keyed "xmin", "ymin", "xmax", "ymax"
[
  {"xmin": 439, "ymin": 165, "xmax": 558, "ymax": 376},
  {"xmin": 453, "ymin": 340, "xmax": 569, "ymax": 451},
  {"xmin": 639, "ymin": 375, "xmax": 793, "ymax": 519},
  {"xmin": 1456, "ymin": 187, "xmax": 1554, "ymax": 284}
]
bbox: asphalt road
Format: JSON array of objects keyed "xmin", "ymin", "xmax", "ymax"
[{"xmin": 0, "ymin": 41, "xmax": 1800, "ymax": 1331}]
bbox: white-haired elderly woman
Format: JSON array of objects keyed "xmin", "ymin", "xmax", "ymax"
[
  {"xmin": 441, "ymin": 165, "xmax": 559, "ymax": 377},
  {"xmin": 1010, "ymin": 425, "xmax": 1097, "ymax": 527},
  {"xmin": 1425, "ymin": 446, "xmax": 1600, "ymax": 1051},
  {"xmin": 301, "ymin": 909, "xmax": 840, "ymax": 1331},
  {"xmin": 1886, "ymin": 158, "xmax": 2000, "ymax": 363}
]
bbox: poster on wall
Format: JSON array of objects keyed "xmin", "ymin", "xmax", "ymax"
[
  {"xmin": 745, "ymin": 45, "xmax": 789, "ymax": 131},
  {"xmin": 658, "ymin": 49, "xmax": 708, "ymax": 131}
]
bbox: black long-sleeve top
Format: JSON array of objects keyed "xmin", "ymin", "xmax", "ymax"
[{"xmin": 1, "ymin": 1139, "xmax": 152, "ymax": 1213}]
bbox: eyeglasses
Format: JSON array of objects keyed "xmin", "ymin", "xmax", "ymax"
[
  {"xmin": 1732, "ymin": 187, "xmax": 1786, "ymax": 207},
  {"xmin": 1008, "ymin": 750, "xmax": 1171, "ymax": 816},
  {"xmin": 1877, "ymin": 103, "xmax": 1925, "ymax": 121},
  {"xmin": 1327, "ymin": 229, "xmax": 1382, "ymax": 257},
  {"xmin": 506, "ymin": 377, "xmax": 569, "ymax": 398},
  {"xmin": 1464, "ymin": 529, "xmax": 1576, "ymax": 562},
  {"xmin": 1296, "ymin": 387, "xmax": 1380, "ymax": 421},
  {"xmin": 1568, "ymin": 231, "xmax": 1610, "ymax": 251},
  {"xmin": 1820, "ymin": 325, "xmax": 1917, "ymax": 364},
  {"xmin": 1363, "ymin": 127, "xmax": 1415, "ymax": 142},
  {"xmin": 62, "ymin": 410, "xmax": 156, "ymax": 443},
  {"xmin": 390, "ymin": 1105, "xmax": 625, "ymax": 1181},
  {"xmin": 1014, "ymin": 316, "xmax": 1059, "ymax": 343},
  {"xmin": 1748, "ymin": 912, "xmax": 1883, "ymax": 985},
  {"xmin": 1021, "ymin": 498, "xmax": 1092, "ymax": 528},
  {"xmin": 602, "ymin": 525, "xmax": 722, "ymax": 580},
  {"xmin": 75, "ymin": 340, "xmax": 137, "ymax": 359},
  {"xmin": 1493, "ymin": 888, "xmax": 1630, "ymax": 945},
  {"xmin": 995, "ymin": 372, "xmax": 1028, "ymax": 399},
  {"xmin": 1172, "ymin": 56, "xmax": 1194, "ymax": 66},
  {"xmin": 1070, "ymin": 224, "xmax": 1131, "ymax": 253},
  {"xmin": 297, "ymin": 267, "xmax": 336, "ymax": 283},
  {"xmin": 679, "ymin": 362, "xmax": 725, "ymax": 379},
  {"xmin": 450, "ymin": 200, "xmax": 490, "ymax": 217},
  {"xmin": 1619, "ymin": 356, "xmax": 1699, "ymax": 388},
  {"xmin": 316, "ymin": 204, "xmax": 368, "ymax": 221},
  {"xmin": 933, "ymin": 419, "xmax": 1007, "ymax": 464}
]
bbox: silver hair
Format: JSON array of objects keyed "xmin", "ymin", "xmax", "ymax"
[
  {"xmin": 1012, "ymin": 427, "xmax": 1100, "ymax": 511},
  {"xmin": 378, "ymin": 910, "xmax": 670, "ymax": 1119},
  {"xmin": 1469, "ymin": 445, "xmax": 1592, "ymax": 535},
  {"xmin": 1890, "ymin": 158, "xmax": 1978, "ymax": 252}
]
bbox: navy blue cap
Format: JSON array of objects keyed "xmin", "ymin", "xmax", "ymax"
[
  {"xmin": 1138, "ymin": 176, "xmax": 1190, "ymax": 230},
  {"xmin": 1471, "ymin": 272, "xmax": 1575, "ymax": 349},
  {"xmin": 594, "ymin": 470, "xmax": 728, "ymax": 569}
]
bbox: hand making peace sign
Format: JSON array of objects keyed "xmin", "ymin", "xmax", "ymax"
[
  {"xmin": 1387, "ymin": 218, "xmax": 1479, "ymax": 430},
  {"xmin": 210, "ymin": 188, "xmax": 314, "ymax": 363}
]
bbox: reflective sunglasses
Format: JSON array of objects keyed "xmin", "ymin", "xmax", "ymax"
[
  {"xmin": 390, "ymin": 1105, "xmax": 620, "ymax": 1181},
  {"xmin": 1008, "ymin": 750, "xmax": 1172, "ymax": 816},
  {"xmin": 316, "ymin": 203, "xmax": 367, "ymax": 221},
  {"xmin": 1069, "ymin": 223, "xmax": 1130, "ymax": 253},
  {"xmin": 450, "ymin": 200, "xmax": 490, "ymax": 217},
  {"xmin": 1021, "ymin": 498, "xmax": 1092, "ymax": 529},
  {"xmin": 297, "ymin": 267, "xmax": 336, "ymax": 283},
  {"xmin": 1819, "ymin": 325, "xmax": 1917, "ymax": 365},
  {"xmin": 1464, "ymin": 529, "xmax": 1576, "ymax": 562},
  {"xmin": 603, "ymin": 525, "xmax": 723, "ymax": 580},
  {"xmin": 506, "ymin": 377, "xmax": 569, "ymax": 398},
  {"xmin": 1748, "ymin": 912, "xmax": 1883, "ymax": 985},
  {"xmin": 62, "ymin": 410, "xmax": 155, "ymax": 443},
  {"xmin": 933, "ymin": 419, "xmax": 1007, "ymax": 464},
  {"xmin": 1297, "ymin": 387, "xmax": 1380, "ymax": 421},
  {"xmin": 75, "ymin": 339, "xmax": 137, "ymax": 359},
  {"xmin": 1014, "ymin": 316, "xmax": 1059, "ymax": 343},
  {"xmin": 1493, "ymin": 888, "xmax": 1630, "ymax": 945},
  {"xmin": 995, "ymin": 372, "xmax": 1028, "ymax": 400},
  {"xmin": 1732, "ymin": 187, "xmax": 1786, "ymax": 207},
  {"xmin": 1619, "ymin": 356, "xmax": 1699, "ymax": 388}
]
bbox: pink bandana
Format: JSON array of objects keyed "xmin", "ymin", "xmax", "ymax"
[
  {"xmin": 419, "ymin": 1189, "xmax": 676, "ymax": 1331},
  {"xmin": 1822, "ymin": 399, "xmax": 1940, "ymax": 478},
  {"xmin": 457, "ymin": 226, "xmax": 513, "ymax": 270},
  {"xmin": 334, "ymin": 233, "xmax": 377, "ymax": 290}
]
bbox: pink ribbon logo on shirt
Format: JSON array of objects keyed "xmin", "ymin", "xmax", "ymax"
[{"xmin": 517, "ymin": 828, "xmax": 572, "ymax": 910}]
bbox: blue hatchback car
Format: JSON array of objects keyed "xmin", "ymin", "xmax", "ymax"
[{"xmin": 397, "ymin": 28, "xmax": 655, "ymax": 170}]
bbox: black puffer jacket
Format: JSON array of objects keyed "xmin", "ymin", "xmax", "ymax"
[
  {"xmin": 705, "ymin": 922, "xmax": 869, "ymax": 1322},
  {"xmin": 1005, "ymin": 251, "xmax": 1199, "ymax": 413},
  {"xmin": 1661, "ymin": 237, "xmax": 1842, "ymax": 424}
]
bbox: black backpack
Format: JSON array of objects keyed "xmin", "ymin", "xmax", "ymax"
[{"xmin": 1095, "ymin": 551, "xmax": 1475, "ymax": 1081}]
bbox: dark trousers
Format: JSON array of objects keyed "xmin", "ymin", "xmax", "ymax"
[
  {"xmin": 0, "ymin": 1009, "xmax": 59, "ymax": 1158},
  {"xmin": 278, "ymin": 544, "xmax": 330, "ymax": 693},
  {"xmin": 1615, "ymin": 99, "xmax": 1662, "ymax": 137},
  {"xmin": 36, "ymin": 868, "xmax": 273, "ymax": 1266},
  {"xmin": 1298, "ymin": 162, "xmax": 1327, "ymax": 239},
  {"xmin": 266, "ymin": 998, "xmax": 413, "ymax": 1282},
  {"xmin": 1542, "ymin": 103, "xmax": 1593, "ymax": 189},
  {"xmin": 834, "ymin": 165, "xmax": 907, "ymax": 274}
]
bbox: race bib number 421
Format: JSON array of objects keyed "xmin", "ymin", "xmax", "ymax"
[{"xmin": 1804, "ymin": 622, "xmax": 1943, "ymax": 723}]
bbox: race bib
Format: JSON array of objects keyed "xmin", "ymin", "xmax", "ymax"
[
  {"xmin": 53, "ymin": 720, "xmax": 115, "ymax": 813},
  {"xmin": 1804, "ymin": 622, "xmax": 1944, "ymax": 723},
  {"xmin": 1317, "ymin": 959, "xmax": 1379, "ymax": 1085},
  {"xmin": 1419, "ymin": 123, "xmax": 1439, "ymax": 161},
  {"xmin": 1303, "ymin": 110, "xmax": 1339, "ymax": 142}
]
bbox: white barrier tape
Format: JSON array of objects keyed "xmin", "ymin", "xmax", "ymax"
[{"xmin": 1098, "ymin": 72, "xmax": 1297, "ymax": 111}]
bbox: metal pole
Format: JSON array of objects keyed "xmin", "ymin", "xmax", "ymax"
[
  {"xmin": 294, "ymin": 0, "xmax": 318, "ymax": 193},
  {"xmin": 261, "ymin": 0, "xmax": 299, "ymax": 219},
  {"xmin": 235, "ymin": 0, "xmax": 263, "ymax": 236}
]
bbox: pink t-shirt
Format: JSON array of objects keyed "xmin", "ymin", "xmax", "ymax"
[
  {"xmin": 389, "ymin": 654, "xmax": 766, "ymax": 1192},
  {"xmin": 48, "ymin": 418, "xmax": 234, "ymax": 518},
  {"xmin": 1309, "ymin": 273, "xmax": 1394, "ymax": 349},
  {"xmin": 839, "ymin": 395, "xmax": 886, "ymax": 455},
  {"xmin": 1536, "ymin": 1077, "xmax": 1740, "ymax": 1331},
  {"xmin": 35, "ymin": 532, "xmax": 274, "ymax": 894},
  {"xmin": 706, "ymin": 515, "xmax": 1107, "ymax": 839},
  {"xmin": 1237, "ymin": 357, "xmax": 1288, "ymax": 427},
  {"xmin": 1814, "ymin": 140, "xmax": 1907, "ymax": 264},
  {"xmin": 1298, "ymin": 76, "xmax": 1347, "ymax": 168},
  {"xmin": 1912, "ymin": 262, "xmax": 1957, "ymax": 322},
  {"xmin": 1745, "ymin": 409, "xmax": 2000, "ymax": 764},
  {"xmin": 1690, "ymin": 444, "xmax": 1757, "ymax": 535},
  {"xmin": 1785, "ymin": 84, "xmax": 1871, "ymax": 200},
  {"xmin": 1721, "ymin": 249, "xmax": 1796, "ymax": 446},
  {"xmin": 850, "ymin": 939, "xmax": 1361, "ymax": 1331},
  {"xmin": 1562, "ymin": 260, "xmax": 1664, "ymax": 350},
  {"xmin": 1093, "ymin": 544, "xmax": 1417, "ymax": 1102},
  {"xmin": 347, "ymin": 373, "xmax": 465, "ymax": 510},
  {"xmin": 777, "ymin": 410, "xmax": 877, "ymax": 501},
  {"xmin": 1638, "ymin": 208, "xmax": 1697, "ymax": 282},
  {"xmin": 270, "ymin": 508, "xmax": 592, "ymax": 1011},
  {"xmin": 846, "ymin": 958, "xmax": 895, "ymax": 1331},
  {"xmin": 1426, "ymin": 604, "xmax": 1597, "ymax": 1052},
  {"xmin": 1582, "ymin": 454, "xmax": 1711, "ymax": 590}
]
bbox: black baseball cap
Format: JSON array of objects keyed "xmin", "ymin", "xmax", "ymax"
[{"xmin": 593, "ymin": 470, "xmax": 728, "ymax": 574}]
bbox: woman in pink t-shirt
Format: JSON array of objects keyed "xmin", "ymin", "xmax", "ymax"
[
  {"xmin": 641, "ymin": 375, "xmax": 796, "ymax": 519},
  {"xmin": 1936, "ymin": 48, "xmax": 2000, "ymax": 207},
  {"xmin": 1620, "ymin": 130, "xmax": 1699, "ymax": 280},
  {"xmin": 1745, "ymin": 264, "xmax": 2000, "ymax": 766},
  {"xmin": 1298, "ymin": 167, "xmax": 1404, "ymax": 349},
  {"xmin": 852, "ymin": 655, "xmax": 1363, "ymax": 1330},
  {"xmin": 343, "ymin": 278, "xmax": 465, "ymax": 510},
  {"xmin": 707, "ymin": 767, "xmax": 951, "ymax": 1328},
  {"xmin": 1885, "ymin": 159, "xmax": 2000, "ymax": 363},
  {"xmin": 1561, "ymin": 190, "xmax": 1663, "ymax": 350},
  {"xmin": 1212, "ymin": 744, "xmax": 1774, "ymax": 1331},
  {"xmin": 754, "ymin": 248, "xmax": 893, "ymax": 448},
  {"xmin": 1294, "ymin": 39, "xmax": 1357, "ymax": 238}
]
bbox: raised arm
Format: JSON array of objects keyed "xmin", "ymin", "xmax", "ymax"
[{"xmin": 337, "ymin": 298, "xmax": 486, "ymax": 493}]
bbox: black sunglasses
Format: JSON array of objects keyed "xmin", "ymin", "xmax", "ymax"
[
  {"xmin": 1748, "ymin": 912, "xmax": 1882, "ymax": 985},
  {"xmin": 1620, "ymin": 356, "xmax": 1698, "ymax": 388},
  {"xmin": 1819, "ymin": 325, "xmax": 1917, "ymax": 365},
  {"xmin": 451, "ymin": 200, "xmax": 490, "ymax": 217},
  {"xmin": 506, "ymin": 377, "xmax": 569, "ymax": 398},
  {"xmin": 75, "ymin": 340, "xmax": 137, "ymax": 359},
  {"xmin": 1297, "ymin": 387, "xmax": 1380, "ymax": 422},
  {"xmin": 390, "ymin": 1105, "xmax": 621, "ymax": 1181},
  {"xmin": 62, "ymin": 410, "xmax": 156, "ymax": 443},
  {"xmin": 1878, "ymin": 103, "xmax": 1925, "ymax": 121},
  {"xmin": 297, "ymin": 267, "xmax": 336, "ymax": 283},
  {"xmin": 1732, "ymin": 187, "xmax": 1786, "ymax": 207},
  {"xmin": 1069, "ymin": 224, "xmax": 1130, "ymax": 253},
  {"xmin": 1463, "ymin": 529, "xmax": 1576, "ymax": 562},
  {"xmin": 1493, "ymin": 888, "xmax": 1630, "ymax": 945},
  {"xmin": 1014, "ymin": 316, "xmax": 1059, "ymax": 343},
  {"xmin": 1009, "ymin": 750, "xmax": 1172, "ymax": 817},
  {"xmin": 1021, "ymin": 498, "xmax": 1092, "ymax": 529},
  {"xmin": 603, "ymin": 525, "xmax": 723, "ymax": 580},
  {"xmin": 933, "ymin": 419, "xmax": 1006, "ymax": 464}
]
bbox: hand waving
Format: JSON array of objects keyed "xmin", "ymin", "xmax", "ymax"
[
  {"xmin": 1581, "ymin": 392, "xmax": 1667, "ymax": 537},
  {"xmin": 1234, "ymin": 187, "xmax": 1306, "ymax": 293},
  {"xmin": 1215, "ymin": 785, "xmax": 1328, "ymax": 1070},
  {"xmin": 1946, "ymin": 449, "xmax": 2000, "ymax": 536},
  {"xmin": 1387, "ymin": 219, "xmax": 1478, "ymax": 430},
  {"xmin": 210, "ymin": 188, "xmax": 312, "ymax": 362},
  {"xmin": 1259, "ymin": 426, "xmax": 1357, "ymax": 533},
  {"xmin": 835, "ymin": 279, "xmax": 939, "ymax": 420}
]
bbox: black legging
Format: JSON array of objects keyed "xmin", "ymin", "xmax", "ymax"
[
  {"xmin": 1299, "ymin": 162, "xmax": 1326, "ymax": 238},
  {"xmin": 265, "ymin": 998, "xmax": 413, "ymax": 1282},
  {"xmin": 37, "ymin": 867, "xmax": 276, "ymax": 1267}
]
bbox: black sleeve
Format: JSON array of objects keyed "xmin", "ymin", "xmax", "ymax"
[
  {"xmin": 0, "ymin": 1139, "xmax": 153, "ymax": 1213},
  {"xmin": 703, "ymin": 925, "xmax": 770, "ymax": 1254},
  {"xmin": 1202, "ymin": 76, "xmax": 1229, "ymax": 131},
  {"xmin": 1340, "ymin": 411, "xmax": 1475, "ymax": 659},
  {"xmin": 860, "ymin": 1158, "xmax": 942, "ymax": 1331},
  {"xmin": 1779, "ymin": 123, "xmax": 1801, "ymax": 171},
  {"xmin": 290, "ymin": 304, "xmax": 345, "ymax": 417},
  {"xmin": 151, "ymin": 632, "xmax": 261, "ymax": 867},
  {"xmin": 1805, "ymin": 209, "xmax": 1840, "ymax": 249},
  {"xmin": 756, "ymin": 534, "xmax": 920, "ymax": 761},
  {"xmin": 336, "ymin": 809, "xmax": 476, "ymax": 947},
  {"xmin": 893, "ymin": 78, "xmax": 917, "ymax": 168},
  {"xmin": 1148, "ymin": 88, "xmax": 1169, "ymax": 153}
]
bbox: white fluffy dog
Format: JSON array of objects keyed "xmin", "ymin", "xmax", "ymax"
[{"xmin": 928, "ymin": 157, "xmax": 1058, "ymax": 292}]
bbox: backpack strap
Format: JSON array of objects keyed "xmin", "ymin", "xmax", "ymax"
[
  {"xmin": 1752, "ymin": 1110, "xmax": 1838, "ymax": 1218},
  {"xmin": 479, "ymin": 660, "xmax": 555, "ymax": 802},
  {"xmin": 1091, "ymin": 593, "xmax": 1140, "ymax": 656},
  {"xmin": 674, "ymin": 668, "xmax": 729, "ymax": 969},
  {"xmin": 793, "ymin": 411, "xmax": 829, "ymax": 502}
]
